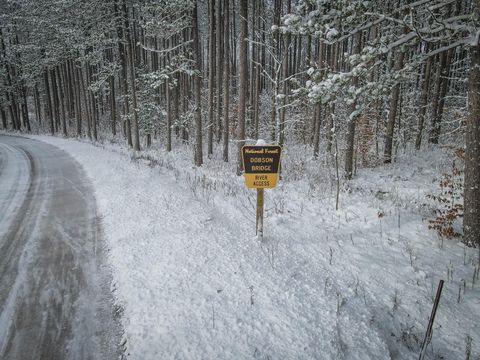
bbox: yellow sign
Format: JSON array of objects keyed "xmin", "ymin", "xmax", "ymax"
[
  {"xmin": 244, "ymin": 173, "xmax": 279, "ymax": 188},
  {"xmin": 242, "ymin": 145, "xmax": 282, "ymax": 189}
]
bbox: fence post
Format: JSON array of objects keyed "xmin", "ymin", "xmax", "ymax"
[{"xmin": 419, "ymin": 279, "xmax": 444, "ymax": 360}]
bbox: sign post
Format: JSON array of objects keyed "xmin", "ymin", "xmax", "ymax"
[
  {"xmin": 256, "ymin": 188, "xmax": 264, "ymax": 237},
  {"xmin": 242, "ymin": 142, "xmax": 282, "ymax": 238}
]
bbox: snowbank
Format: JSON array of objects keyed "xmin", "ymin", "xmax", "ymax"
[{"xmin": 24, "ymin": 134, "xmax": 480, "ymax": 359}]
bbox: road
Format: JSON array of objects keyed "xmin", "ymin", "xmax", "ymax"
[{"xmin": 0, "ymin": 135, "xmax": 121, "ymax": 360}]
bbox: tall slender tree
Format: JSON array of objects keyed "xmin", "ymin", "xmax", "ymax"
[
  {"xmin": 236, "ymin": 0, "xmax": 247, "ymax": 173},
  {"xmin": 464, "ymin": 0, "xmax": 480, "ymax": 246},
  {"xmin": 222, "ymin": 0, "xmax": 230, "ymax": 162},
  {"xmin": 207, "ymin": 0, "xmax": 216, "ymax": 157},
  {"xmin": 193, "ymin": 1, "xmax": 203, "ymax": 166}
]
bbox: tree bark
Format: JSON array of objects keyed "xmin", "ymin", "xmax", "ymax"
[
  {"xmin": 415, "ymin": 49, "xmax": 432, "ymax": 150},
  {"xmin": 312, "ymin": 104, "xmax": 322, "ymax": 158},
  {"xmin": 56, "ymin": 66, "xmax": 67, "ymax": 136},
  {"xmin": 74, "ymin": 64, "xmax": 82, "ymax": 137},
  {"xmin": 193, "ymin": 1, "xmax": 203, "ymax": 166},
  {"xmin": 215, "ymin": 0, "xmax": 224, "ymax": 142},
  {"xmin": 464, "ymin": 1, "xmax": 480, "ymax": 247},
  {"xmin": 173, "ymin": 76, "xmax": 179, "ymax": 138},
  {"xmin": 326, "ymin": 43, "xmax": 338, "ymax": 154},
  {"xmin": 117, "ymin": 0, "xmax": 132, "ymax": 146},
  {"xmin": 164, "ymin": 80, "xmax": 170, "ymax": 152},
  {"xmin": 108, "ymin": 47, "xmax": 117, "ymax": 136},
  {"xmin": 44, "ymin": 69, "xmax": 54, "ymax": 135},
  {"xmin": 21, "ymin": 86, "xmax": 31, "ymax": 132},
  {"xmin": 89, "ymin": 67, "xmax": 98, "ymax": 141},
  {"xmin": 123, "ymin": 0, "xmax": 140, "ymax": 151},
  {"xmin": 236, "ymin": 0, "xmax": 248, "ymax": 173},
  {"xmin": 345, "ymin": 32, "xmax": 362, "ymax": 179},
  {"xmin": 383, "ymin": 48, "xmax": 405, "ymax": 163},
  {"xmin": 0, "ymin": 29, "xmax": 10, "ymax": 130},
  {"xmin": 50, "ymin": 68, "xmax": 60, "ymax": 133},
  {"xmin": 79, "ymin": 66, "xmax": 91, "ymax": 139},
  {"xmin": 207, "ymin": 0, "xmax": 216, "ymax": 157},
  {"xmin": 252, "ymin": 0, "xmax": 262, "ymax": 139},
  {"xmin": 0, "ymin": 104, "xmax": 7, "ymax": 129},
  {"xmin": 127, "ymin": 40, "xmax": 140, "ymax": 151},
  {"xmin": 64, "ymin": 62, "xmax": 74, "ymax": 121},
  {"xmin": 34, "ymin": 84, "xmax": 42, "ymax": 126},
  {"xmin": 429, "ymin": 49, "xmax": 452, "ymax": 144},
  {"xmin": 278, "ymin": 0, "xmax": 291, "ymax": 146},
  {"xmin": 249, "ymin": 0, "xmax": 257, "ymax": 128},
  {"xmin": 222, "ymin": 0, "xmax": 230, "ymax": 162}
]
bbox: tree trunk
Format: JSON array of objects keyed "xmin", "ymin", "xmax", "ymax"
[
  {"xmin": 1, "ymin": 30, "xmax": 19, "ymax": 131},
  {"xmin": 464, "ymin": 3, "xmax": 480, "ymax": 247},
  {"xmin": 180, "ymin": 72, "xmax": 189, "ymax": 143},
  {"xmin": 34, "ymin": 84, "xmax": 42, "ymax": 126},
  {"xmin": 74, "ymin": 64, "xmax": 82, "ymax": 137},
  {"xmin": 117, "ymin": 0, "xmax": 132, "ymax": 147},
  {"xmin": 21, "ymin": 86, "xmax": 31, "ymax": 132},
  {"xmin": 312, "ymin": 104, "xmax": 322, "ymax": 158},
  {"xmin": 345, "ymin": 32, "xmax": 362, "ymax": 179},
  {"xmin": 215, "ymin": 0, "xmax": 224, "ymax": 142},
  {"xmin": 252, "ymin": 0, "xmax": 262, "ymax": 140},
  {"xmin": 50, "ymin": 68, "xmax": 60, "ymax": 133},
  {"xmin": 166, "ymin": 78, "xmax": 172, "ymax": 152},
  {"xmin": 309, "ymin": 39, "xmax": 321, "ymax": 146},
  {"xmin": 253, "ymin": 57, "xmax": 260, "ymax": 139},
  {"xmin": 127, "ymin": 39, "xmax": 140, "ymax": 151},
  {"xmin": 0, "ymin": 104, "xmax": 7, "ymax": 129},
  {"xmin": 56, "ymin": 66, "xmax": 67, "ymax": 136},
  {"xmin": 13, "ymin": 100, "xmax": 20, "ymax": 130},
  {"xmin": 222, "ymin": 0, "xmax": 230, "ymax": 162},
  {"xmin": 79, "ymin": 66, "xmax": 91, "ymax": 139},
  {"xmin": 44, "ymin": 69, "xmax": 54, "ymax": 135},
  {"xmin": 5, "ymin": 69, "xmax": 19, "ymax": 130},
  {"xmin": 109, "ymin": 49, "xmax": 117, "ymax": 136},
  {"xmin": 248, "ymin": 0, "xmax": 257, "ymax": 131},
  {"xmin": 89, "ymin": 69, "xmax": 98, "ymax": 141},
  {"xmin": 383, "ymin": 48, "xmax": 405, "ymax": 163},
  {"xmin": 236, "ymin": 0, "xmax": 247, "ymax": 173},
  {"xmin": 278, "ymin": 0, "xmax": 291, "ymax": 146},
  {"xmin": 230, "ymin": 7, "xmax": 237, "ymax": 91},
  {"xmin": 193, "ymin": 1, "xmax": 203, "ymax": 166},
  {"xmin": 61, "ymin": 63, "xmax": 71, "ymax": 126},
  {"xmin": 122, "ymin": 0, "xmax": 140, "ymax": 151},
  {"xmin": 326, "ymin": 43, "xmax": 338, "ymax": 154},
  {"xmin": 64, "ymin": 62, "xmax": 74, "ymax": 121},
  {"xmin": 0, "ymin": 29, "xmax": 9, "ymax": 130},
  {"xmin": 207, "ymin": 0, "xmax": 216, "ymax": 157},
  {"xmin": 173, "ymin": 77, "xmax": 179, "ymax": 138},
  {"xmin": 429, "ymin": 49, "xmax": 452, "ymax": 144},
  {"xmin": 415, "ymin": 50, "xmax": 432, "ymax": 150}
]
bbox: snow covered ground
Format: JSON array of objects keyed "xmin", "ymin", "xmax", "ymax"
[{"xmin": 20, "ymin": 134, "xmax": 480, "ymax": 359}]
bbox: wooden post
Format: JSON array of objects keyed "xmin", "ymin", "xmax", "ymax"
[
  {"xmin": 419, "ymin": 279, "xmax": 444, "ymax": 360},
  {"xmin": 256, "ymin": 188, "xmax": 264, "ymax": 238}
]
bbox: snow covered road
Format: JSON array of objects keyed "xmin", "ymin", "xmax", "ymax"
[{"xmin": 0, "ymin": 135, "xmax": 120, "ymax": 360}]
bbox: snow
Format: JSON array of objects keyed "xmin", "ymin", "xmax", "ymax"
[{"xmin": 17, "ymin": 134, "xmax": 480, "ymax": 359}]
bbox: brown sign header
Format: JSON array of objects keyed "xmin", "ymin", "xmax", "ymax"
[{"xmin": 242, "ymin": 145, "xmax": 282, "ymax": 174}]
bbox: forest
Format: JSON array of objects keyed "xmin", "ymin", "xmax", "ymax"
[{"xmin": 0, "ymin": 0, "xmax": 479, "ymax": 246}]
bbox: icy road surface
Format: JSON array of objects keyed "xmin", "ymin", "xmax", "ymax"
[{"xmin": 0, "ymin": 135, "xmax": 120, "ymax": 360}]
